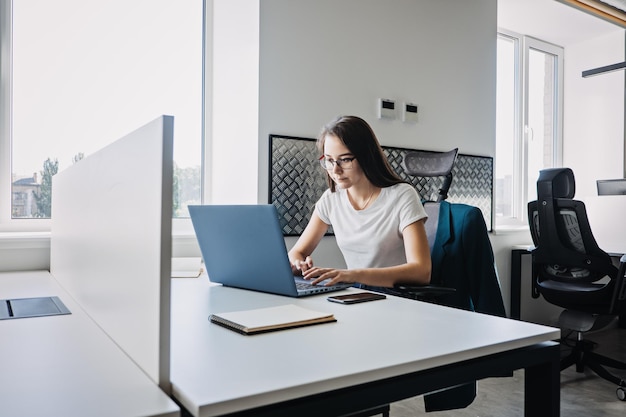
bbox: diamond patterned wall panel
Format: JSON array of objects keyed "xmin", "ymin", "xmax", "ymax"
[{"xmin": 269, "ymin": 135, "xmax": 493, "ymax": 236}]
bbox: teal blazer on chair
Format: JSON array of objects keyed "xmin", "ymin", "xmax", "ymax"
[
  {"xmin": 430, "ymin": 201, "xmax": 506, "ymax": 317},
  {"xmin": 424, "ymin": 200, "xmax": 506, "ymax": 412},
  {"xmin": 357, "ymin": 200, "xmax": 507, "ymax": 412}
]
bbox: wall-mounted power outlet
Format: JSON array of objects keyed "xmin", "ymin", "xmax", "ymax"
[
  {"xmin": 402, "ymin": 102, "xmax": 418, "ymax": 123},
  {"xmin": 377, "ymin": 98, "xmax": 396, "ymax": 119}
]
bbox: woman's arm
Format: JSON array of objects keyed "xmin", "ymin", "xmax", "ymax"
[
  {"xmin": 287, "ymin": 212, "xmax": 329, "ymax": 274},
  {"xmin": 304, "ymin": 219, "xmax": 431, "ymax": 287}
]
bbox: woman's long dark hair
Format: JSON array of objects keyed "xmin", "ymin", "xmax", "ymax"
[{"xmin": 317, "ymin": 115, "xmax": 404, "ymax": 192}]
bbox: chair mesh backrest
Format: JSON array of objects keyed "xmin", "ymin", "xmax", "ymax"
[
  {"xmin": 402, "ymin": 148, "xmax": 458, "ymax": 177},
  {"xmin": 528, "ymin": 168, "xmax": 615, "ymax": 284},
  {"xmin": 403, "ymin": 149, "xmax": 459, "ymax": 251},
  {"xmin": 531, "ymin": 208, "xmax": 585, "ymax": 253},
  {"xmin": 403, "ymin": 148, "xmax": 458, "ymax": 202}
]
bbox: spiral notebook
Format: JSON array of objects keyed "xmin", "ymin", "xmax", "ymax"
[{"xmin": 209, "ymin": 304, "xmax": 336, "ymax": 335}]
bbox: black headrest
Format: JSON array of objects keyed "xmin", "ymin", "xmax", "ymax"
[{"xmin": 537, "ymin": 168, "xmax": 575, "ymax": 200}]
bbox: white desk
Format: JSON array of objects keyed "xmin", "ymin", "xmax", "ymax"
[
  {"xmin": 170, "ymin": 276, "xmax": 561, "ymax": 417},
  {"xmin": 0, "ymin": 271, "xmax": 180, "ymax": 417}
]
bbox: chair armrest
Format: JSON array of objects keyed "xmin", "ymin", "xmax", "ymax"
[{"xmin": 388, "ymin": 283, "xmax": 456, "ymax": 300}]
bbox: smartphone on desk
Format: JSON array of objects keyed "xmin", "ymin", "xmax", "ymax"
[{"xmin": 327, "ymin": 292, "xmax": 386, "ymax": 304}]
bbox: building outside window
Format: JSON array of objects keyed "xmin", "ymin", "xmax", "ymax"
[{"xmin": 11, "ymin": 173, "xmax": 39, "ymax": 218}]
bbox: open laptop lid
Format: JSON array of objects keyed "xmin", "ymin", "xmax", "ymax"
[{"xmin": 189, "ymin": 204, "xmax": 349, "ymax": 297}]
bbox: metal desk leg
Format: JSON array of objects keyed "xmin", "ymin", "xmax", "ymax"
[
  {"xmin": 524, "ymin": 343, "xmax": 560, "ymax": 417},
  {"xmin": 510, "ymin": 248, "xmax": 526, "ymax": 320}
]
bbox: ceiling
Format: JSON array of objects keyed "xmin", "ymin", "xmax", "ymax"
[{"xmin": 498, "ymin": 0, "xmax": 624, "ymax": 46}]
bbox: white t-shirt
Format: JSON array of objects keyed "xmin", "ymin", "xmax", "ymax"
[{"xmin": 315, "ymin": 182, "xmax": 427, "ymax": 269}]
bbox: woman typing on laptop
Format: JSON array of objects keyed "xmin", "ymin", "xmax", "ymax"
[{"xmin": 288, "ymin": 115, "xmax": 431, "ymax": 291}]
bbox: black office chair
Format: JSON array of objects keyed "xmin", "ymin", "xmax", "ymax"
[
  {"xmin": 528, "ymin": 167, "xmax": 626, "ymax": 400},
  {"xmin": 402, "ymin": 148, "xmax": 458, "ymax": 203},
  {"xmin": 353, "ymin": 149, "xmax": 459, "ymax": 417},
  {"xmin": 393, "ymin": 148, "xmax": 509, "ymax": 413},
  {"xmin": 391, "ymin": 148, "xmax": 505, "ymax": 314},
  {"xmin": 356, "ymin": 149, "xmax": 507, "ymax": 415},
  {"xmin": 388, "ymin": 148, "xmax": 459, "ymax": 300},
  {"xmin": 352, "ymin": 150, "xmax": 456, "ymax": 417}
]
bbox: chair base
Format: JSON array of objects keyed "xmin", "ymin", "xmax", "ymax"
[{"xmin": 561, "ymin": 336, "xmax": 626, "ymax": 400}]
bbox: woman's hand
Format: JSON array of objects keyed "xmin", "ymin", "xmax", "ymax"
[
  {"xmin": 290, "ymin": 256, "xmax": 313, "ymax": 275},
  {"xmin": 302, "ymin": 267, "xmax": 356, "ymax": 286}
]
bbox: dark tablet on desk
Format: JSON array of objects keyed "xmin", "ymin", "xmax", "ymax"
[{"xmin": 0, "ymin": 296, "xmax": 71, "ymax": 320}]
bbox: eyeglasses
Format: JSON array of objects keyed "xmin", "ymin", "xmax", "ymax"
[{"xmin": 319, "ymin": 156, "xmax": 356, "ymax": 170}]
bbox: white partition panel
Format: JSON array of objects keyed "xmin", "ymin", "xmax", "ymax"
[{"xmin": 50, "ymin": 115, "xmax": 174, "ymax": 393}]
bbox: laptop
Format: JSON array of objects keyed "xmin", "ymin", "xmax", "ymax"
[{"xmin": 188, "ymin": 204, "xmax": 351, "ymax": 297}]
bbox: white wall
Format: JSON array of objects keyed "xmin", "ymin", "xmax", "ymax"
[
  {"xmin": 562, "ymin": 29, "xmax": 625, "ymax": 199},
  {"xmin": 257, "ymin": 0, "xmax": 498, "ymax": 269},
  {"xmin": 258, "ymin": 0, "xmax": 497, "ymax": 175},
  {"xmin": 0, "ymin": 236, "xmax": 50, "ymax": 271}
]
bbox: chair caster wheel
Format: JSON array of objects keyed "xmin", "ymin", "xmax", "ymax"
[{"xmin": 617, "ymin": 387, "xmax": 626, "ymax": 401}]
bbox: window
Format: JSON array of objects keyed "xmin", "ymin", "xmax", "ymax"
[
  {"xmin": 0, "ymin": 0, "xmax": 203, "ymax": 231},
  {"xmin": 495, "ymin": 31, "xmax": 563, "ymax": 229}
]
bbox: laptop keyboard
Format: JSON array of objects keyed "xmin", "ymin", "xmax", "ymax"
[
  {"xmin": 296, "ymin": 279, "xmax": 349, "ymax": 291},
  {"xmin": 296, "ymin": 281, "xmax": 321, "ymax": 290}
]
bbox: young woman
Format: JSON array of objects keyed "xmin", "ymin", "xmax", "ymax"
[{"xmin": 288, "ymin": 115, "xmax": 431, "ymax": 289}]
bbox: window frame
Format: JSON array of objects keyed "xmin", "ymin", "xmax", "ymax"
[
  {"xmin": 0, "ymin": 0, "xmax": 34, "ymax": 232},
  {"xmin": 495, "ymin": 29, "xmax": 564, "ymax": 230},
  {"xmin": 0, "ymin": 0, "xmax": 206, "ymax": 236}
]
